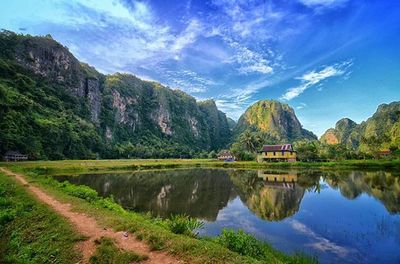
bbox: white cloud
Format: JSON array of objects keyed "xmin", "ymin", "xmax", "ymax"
[
  {"xmin": 297, "ymin": 0, "xmax": 350, "ymax": 9},
  {"xmin": 215, "ymin": 78, "xmax": 271, "ymax": 119},
  {"xmin": 172, "ymin": 19, "xmax": 203, "ymax": 52},
  {"xmin": 58, "ymin": 1, "xmax": 208, "ymax": 73},
  {"xmin": 296, "ymin": 102, "xmax": 307, "ymax": 109},
  {"xmin": 163, "ymin": 69, "xmax": 217, "ymax": 94},
  {"xmin": 281, "ymin": 60, "xmax": 353, "ymax": 100},
  {"xmin": 290, "ymin": 219, "xmax": 351, "ymax": 257},
  {"xmin": 225, "ymin": 40, "xmax": 273, "ymax": 75}
]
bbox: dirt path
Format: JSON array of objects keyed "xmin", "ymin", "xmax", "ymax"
[{"xmin": 0, "ymin": 168, "xmax": 180, "ymax": 264}]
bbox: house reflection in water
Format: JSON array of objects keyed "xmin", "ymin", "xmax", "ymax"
[
  {"xmin": 257, "ymin": 170, "xmax": 298, "ymax": 189},
  {"xmin": 229, "ymin": 170, "xmax": 304, "ymax": 221}
]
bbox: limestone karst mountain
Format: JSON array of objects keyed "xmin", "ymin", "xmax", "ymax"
[
  {"xmin": 0, "ymin": 31, "xmax": 231, "ymax": 159},
  {"xmin": 320, "ymin": 102, "xmax": 400, "ymax": 150},
  {"xmin": 234, "ymin": 100, "xmax": 317, "ymax": 143}
]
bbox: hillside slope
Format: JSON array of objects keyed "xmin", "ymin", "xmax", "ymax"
[
  {"xmin": 234, "ymin": 100, "xmax": 317, "ymax": 144},
  {"xmin": 320, "ymin": 102, "xmax": 400, "ymax": 151},
  {"xmin": 0, "ymin": 31, "xmax": 231, "ymax": 159}
]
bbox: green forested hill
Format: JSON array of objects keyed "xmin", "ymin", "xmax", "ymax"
[
  {"xmin": 0, "ymin": 31, "xmax": 231, "ymax": 159},
  {"xmin": 320, "ymin": 102, "xmax": 400, "ymax": 152},
  {"xmin": 228, "ymin": 100, "xmax": 317, "ymax": 159},
  {"xmin": 234, "ymin": 100, "xmax": 317, "ymax": 143}
]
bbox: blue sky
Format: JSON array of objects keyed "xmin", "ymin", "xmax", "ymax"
[{"xmin": 1, "ymin": 0, "xmax": 399, "ymax": 136}]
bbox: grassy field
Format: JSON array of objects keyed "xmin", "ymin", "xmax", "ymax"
[
  {"xmin": 0, "ymin": 161, "xmax": 319, "ymax": 264},
  {"xmin": 1, "ymin": 158, "xmax": 399, "ymax": 176},
  {"xmin": 0, "ymin": 172, "xmax": 83, "ymax": 263}
]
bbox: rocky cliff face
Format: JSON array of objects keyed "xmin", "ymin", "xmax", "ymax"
[
  {"xmin": 101, "ymin": 73, "xmax": 231, "ymax": 151},
  {"xmin": 320, "ymin": 118, "xmax": 359, "ymax": 147},
  {"xmin": 234, "ymin": 100, "xmax": 317, "ymax": 143},
  {"xmin": 10, "ymin": 34, "xmax": 103, "ymax": 124},
  {"xmin": 0, "ymin": 31, "xmax": 231, "ymax": 158},
  {"xmin": 320, "ymin": 102, "xmax": 400, "ymax": 150}
]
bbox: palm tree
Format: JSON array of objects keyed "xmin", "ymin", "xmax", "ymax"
[{"xmin": 240, "ymin": 130, "xmax": 259, "ymax": 152}]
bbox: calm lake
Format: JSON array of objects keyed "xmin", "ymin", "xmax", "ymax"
[{"xmin": 56, "ymin": 168, "xmax": 400, "ymax": 263}]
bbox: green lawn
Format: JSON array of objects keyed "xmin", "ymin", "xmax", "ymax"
[
  {"xmin": 0, "ymin": 172, "xmax": 83, "ymax": 263},
  {"xmin": 1, "ymin": 158, "xmax": 399, "ymax": 176}
]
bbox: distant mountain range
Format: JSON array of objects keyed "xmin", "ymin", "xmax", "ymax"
[
  {"xmin": 0, "ymin": 31, "xmax": 398, "ymax": 159},
  {"xmin": 321, "ymin": 102, "xmax": 400, "ymax": 151}
]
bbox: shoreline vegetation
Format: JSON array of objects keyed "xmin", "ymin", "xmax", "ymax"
[
  {"xmin": 0, "ymin": 162, "xmax": 318, "ymax": 264},
  {"xmin": 1, "ymin": 158, "xmax": 399, "ymax": 175}
]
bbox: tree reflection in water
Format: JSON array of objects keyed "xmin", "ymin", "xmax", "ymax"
[{"xmin": 56, "ymin": 168, "xmax": 400, "ymax": 221}]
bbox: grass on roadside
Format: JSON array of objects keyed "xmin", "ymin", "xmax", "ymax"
[
  {"xmin": 0, "ymin": 172, "xmax": 83, "ymax": 263},
  {"xmin": 90, "ymin": 237, "xmax": 148, "ymax": 264},
  {"xmin": 214, "ymin": 229, "xmax": 316, "ymax": 264}
]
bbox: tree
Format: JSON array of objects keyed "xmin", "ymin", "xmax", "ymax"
[
  {"xmin": 293, "ymin": 140, "xmax": 319, "ymax": 161},
  {"xmin": 361, "ymin": 135, "xmax": 387, "ymax": 158},
  {"xmin": 238, "ymin": 130, "xmax": 263, "ymax": 152}
]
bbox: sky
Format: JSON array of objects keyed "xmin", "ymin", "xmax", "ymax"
[{"xmin": 1, "ymin": 0, "xmax": 400, "ymax": 136}]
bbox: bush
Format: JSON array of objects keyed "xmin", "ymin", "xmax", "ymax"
[
  {"xmin": 59, "ymin": 181, "xmax": 99, "ymax": 201},
  {"xmin": 166, "ymin": 214, "xmax": 204, "ymax": 237},
  {"xmin": 215, "ymin": 229, "xmax": 317, "ymax": 264},
  {"xmin": 215, "ymin": 229, "xmax": 265, "ymax": 259},
  {"xmin": 97, "ymin": 196, "xmax": 125, "ymax": 214}
]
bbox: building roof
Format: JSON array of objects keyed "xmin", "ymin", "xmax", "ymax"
[
  {"xmin": 4, "ymin": 150, "xmax": 25, "ymax": 156},
  {"xmin": 218, "ymin": 151, "xmax": 233, "ymax": 157},
  {"xmin": 261, "ymin": 144, "xmax": 294, "ymax": 152}
]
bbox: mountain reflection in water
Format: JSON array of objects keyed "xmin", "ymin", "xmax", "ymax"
[
  {"xmin": 55, "ymin": 169, "xmax": 400, "ymax": 220},
  {"xmin": 55, "ymin": 168, "xmax": 400, "ymax": 263}
]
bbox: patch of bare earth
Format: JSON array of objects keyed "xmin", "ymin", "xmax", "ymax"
[{"xmin": 0, "ymin": 168, "xmax": 180, "ymax": 264}]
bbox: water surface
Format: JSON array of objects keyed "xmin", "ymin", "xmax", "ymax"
[{"xmin": 56, "ymin": 168, "xmax": 400, "ymax": 263}]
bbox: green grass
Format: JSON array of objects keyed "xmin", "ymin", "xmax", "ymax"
[
  {"xmin": 89, "ymin": 237, "xmax": 148, "ymax": 264},
  {"xmin": 214, "ymin": 229, "xmax": 316, "ymax": 264},
  {"xmin": 1, "ymin": 158, "xmax": 399, "ymax": 176},
  {"xmin": 0, "ymin": 172, "xmax": 83, "ymax": 263},
  {"xmin": 165, "ymin": 214, "xmax": 205, "ymax": 237},
  {"xmin": 2, "ymin": 166, "xmax": 318, "ymax": 264}
]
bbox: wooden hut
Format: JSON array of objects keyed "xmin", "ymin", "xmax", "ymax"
[
  {"xmin": 217, "ymin": 151, "xmax": 235, "ymax": 162},
  {"xmin": 3, "ymin": 151, "xmax": 28, "ymax": 162}
]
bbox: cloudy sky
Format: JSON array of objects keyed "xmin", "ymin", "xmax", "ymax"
[{"xmin": 1, "ymin": 0, "xmax": 399, "ymax": 136}]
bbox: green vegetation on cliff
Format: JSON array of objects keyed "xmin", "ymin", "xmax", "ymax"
[
  {"xmin": 230, "ymin": 100, "xmax": 316, "ymax": 159},
  {"xmin": 320, "ymin": 102, "xmax": 400, "ymax": 156},
  {"xmin": 0, "ymin": 31, "xmax": 231, "ymax": 160},
  {"xmin": 234, "ymin": 100, "xmax": 316, "ymax": 143}
]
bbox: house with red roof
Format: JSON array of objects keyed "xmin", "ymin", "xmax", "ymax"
[{"xmin": 257, "ymin": 144, "xmax": 297, "ymax": 162}]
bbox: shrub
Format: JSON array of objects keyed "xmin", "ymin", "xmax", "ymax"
[
  {"xmin": 215, "ymin": 229, "xmax": 265, "ymax": 259},
  {"xmin": 166, "ymin": 214, "xmax": 204, "ymax": 237},
  {"xmin": 215, "ymin": 229, "xmax": 317, "ymax": 264},
  {"xmin": 97, "ymin": 196, "xmax": 125, "ymax": 214},
  {"xmin": 59, "ymin": 181, "xmax": 99, "ymax": 201}
]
